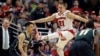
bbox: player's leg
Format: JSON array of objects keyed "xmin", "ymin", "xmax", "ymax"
[
  {"xmin": 41, "ymin": 30, "xmax": 74, "ymax": 49},
  {"xmin": 41, "ymin": 31, "xmax": 74, "ymax": 56},
  {"xmin": 57, "ymin": 47, "xmax": 64, "ymax": 56},
  {"xmin": 41, "ymin": 32, "xmax": 61, "ymax": 40},
  {"xmin": 56, "ymin": 31, "xmax": 74, "ymax": 56},
  {"xmin": 41, "ymin": 30, "xmax": 73, "ymax": 40},
  {"xmin": 56, "ymin": 31, "xmax": 74, "ymax": 49}
]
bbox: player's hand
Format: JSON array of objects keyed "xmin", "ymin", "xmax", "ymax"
[
  {"xmin": 29, "ymin": 21, "xmax": 35, "ymax": 23},
  {"xmin": 21, "ymin": 53, "xmax": 27, "ymax": 56}
]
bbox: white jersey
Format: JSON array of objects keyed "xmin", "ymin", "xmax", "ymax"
[{"xmin": 55, "ymin": 10, "xmax": 73, "ymax": 30}]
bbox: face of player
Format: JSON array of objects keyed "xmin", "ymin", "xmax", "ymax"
[
  {"xmin": 57, "ymin": 4, "xmax": 66, "ymax": 14},
  {"xmin": 27, "ymin": 24, "xmax": 35, "ymax": 33}
]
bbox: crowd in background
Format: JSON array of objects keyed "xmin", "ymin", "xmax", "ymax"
[{"xmin": 0, "ymin": 0, "xmax": 100, "ymax": 56}]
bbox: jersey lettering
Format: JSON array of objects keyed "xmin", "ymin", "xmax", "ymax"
[
  {"xmin": 57, "ymin": 17, "xmax": 66, "ymax": 27},
  {"xmin": 58, "ymin": 20, "xmax": 64, "ymax": 26},
  {"xmin": 79, "ymin": 29, "xmax": 90, "ymax": 36}
]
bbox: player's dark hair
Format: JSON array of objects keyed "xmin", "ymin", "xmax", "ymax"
[
  {"xmin": 86, "ymin": 20, "xmax": 94, "ymax": 28},
  {"xmin": 24, "ymin": 22, "xmax": 33, "ymax": 27}
]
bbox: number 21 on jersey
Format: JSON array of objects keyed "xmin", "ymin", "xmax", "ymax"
[{"xmin": 58, "ymin": 19, "xmax": 65, "ymax": 26}]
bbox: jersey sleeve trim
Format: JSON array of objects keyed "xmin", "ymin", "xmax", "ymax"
[
  {"xmin": 66, "ymin": 10, "xmax": 71, "ymax": 18},
  {"xmin": 93, "ymin": 29, "xmax": 96, "ymax": 37}
]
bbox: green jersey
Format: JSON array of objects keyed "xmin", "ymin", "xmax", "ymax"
[{"xmin": 75, "ymin": 28, "xmax": 96, "ymax": 44}]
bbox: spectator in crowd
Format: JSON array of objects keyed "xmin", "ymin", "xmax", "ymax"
[
  {"xmin": 49, "ymin": 0, "xmax": 58, "ymax": 14},
  {"xmin": 0, "ymin": 0, "xmax": 12, "ymax": 18},
  {"xmin": 42, "ymin": 44, "xmax": 52, "ymax": 56},
  {"xmin": 90, "ymin": 11, "xmax": 97, "ymax": 21},
  {"xmin": 30, "ymin": 2, "xmax": 46, "ymax": 27},
  {"xmin": 94, "ymin": 15, "xmax": 100, "ymax": 28},
  {"xmin": 44, "ymin": 7, "xmax": 51, "ymax": 17},
  {"xmin": 82, "ymin": 11, "xmax": 90, "ymax": 19},
  {"xmin": 44, "ymin": 7, "xmax": 52, "ymax": 28},
  {"xmin": 29, "ymin": 0, "xmax": 38, "ymax": 11},
  {"xmin": 96, "ymin": 15, "xmax": 100, "ymax": 23},
  {"xmin": 73, "ymin": 19, "xmax": 80, "ymax": 34},
  {"xmin": 17, "ymin": 13, "xmax": 27, "ymax": 31},
  {"xmin": 14, "ymin": 0, "xmax": 23, "ymax": 15},
  {"xmin": 23, "ymin": 2, "xmax": 32, "ymax": 17},
  {"xmin": 50, "ymin": 22, "xmax": 60, "ymax": 33},
  {"xmin": 70, "ymin": 0, "xmax": 83, "ymax": 15},
  {"xmin": 51, "ymin": 43, "xmax": 58, "ymax": 56},
  {"xmin": 18, "ymin": 22, "xmax": 35, "ymax": 56},
  {"xmin": 6, "ymin": 0, "xmax": 12, "ymax": 7},
  {"xmin": 6, "ymin": 9, "xmax": 19, "ymax": 24},
  {"xmin": 6, "ymin": 10, "xmax": 14, "ymax": 22},
  {"xmin": 32, "ymin": 40, "xmax": 44, "ymax": 56},
  {"xmin": 0, "ymin": 18, "xmax": 15, "ymax": 56},
  {"xmin": 73, "ymin": 11, "xmax": 89, "ymax": 32},
  {"xmin": 64, "ymin": 40, "xmax": 74, "ymax": 56},
  {"xmin": 43, "ymin": 0, "xmax": 49, "ymax": 7},
  {"xmin": 38, "ymin": 41, "xmax": 46, "ymax": 56}
]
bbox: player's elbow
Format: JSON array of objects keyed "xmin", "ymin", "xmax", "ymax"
[{"xmin": 46, "ymin": 15, "xmax": 55, "ymax": 22}]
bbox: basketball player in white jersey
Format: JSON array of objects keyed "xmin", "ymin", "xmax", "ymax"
[{"xmin": 30, "ymin": 3, "xmax": 88, "ymax": 56}]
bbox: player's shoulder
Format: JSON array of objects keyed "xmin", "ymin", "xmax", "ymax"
[
  {"xmin": 53, "ymin": 12, "xmax": 58, "ymax": 15},
  {"xmin": 65, "ymin": 10, "xmax": 71, "ymax": 13},
  {"xmin": 18, "ymin": 33, "xmax": 25, "ymax": 39}
]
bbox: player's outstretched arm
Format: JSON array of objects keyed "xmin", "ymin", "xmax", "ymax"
[
  {"xmin": 30, "ymin": 13, "xmax": 56, "ymax": 23},
  {"xmin": 67, "ymin": 12, "xmax": 89, "ymax": 23}
]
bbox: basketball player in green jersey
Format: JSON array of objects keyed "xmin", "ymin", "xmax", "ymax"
[
  {"xmin": 18, "ymin": 22, "xmax": 35, "ymax": 56},
  {"xmin": 69, "ymin": 20, "xmax": 97, "ymax": 56}
]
